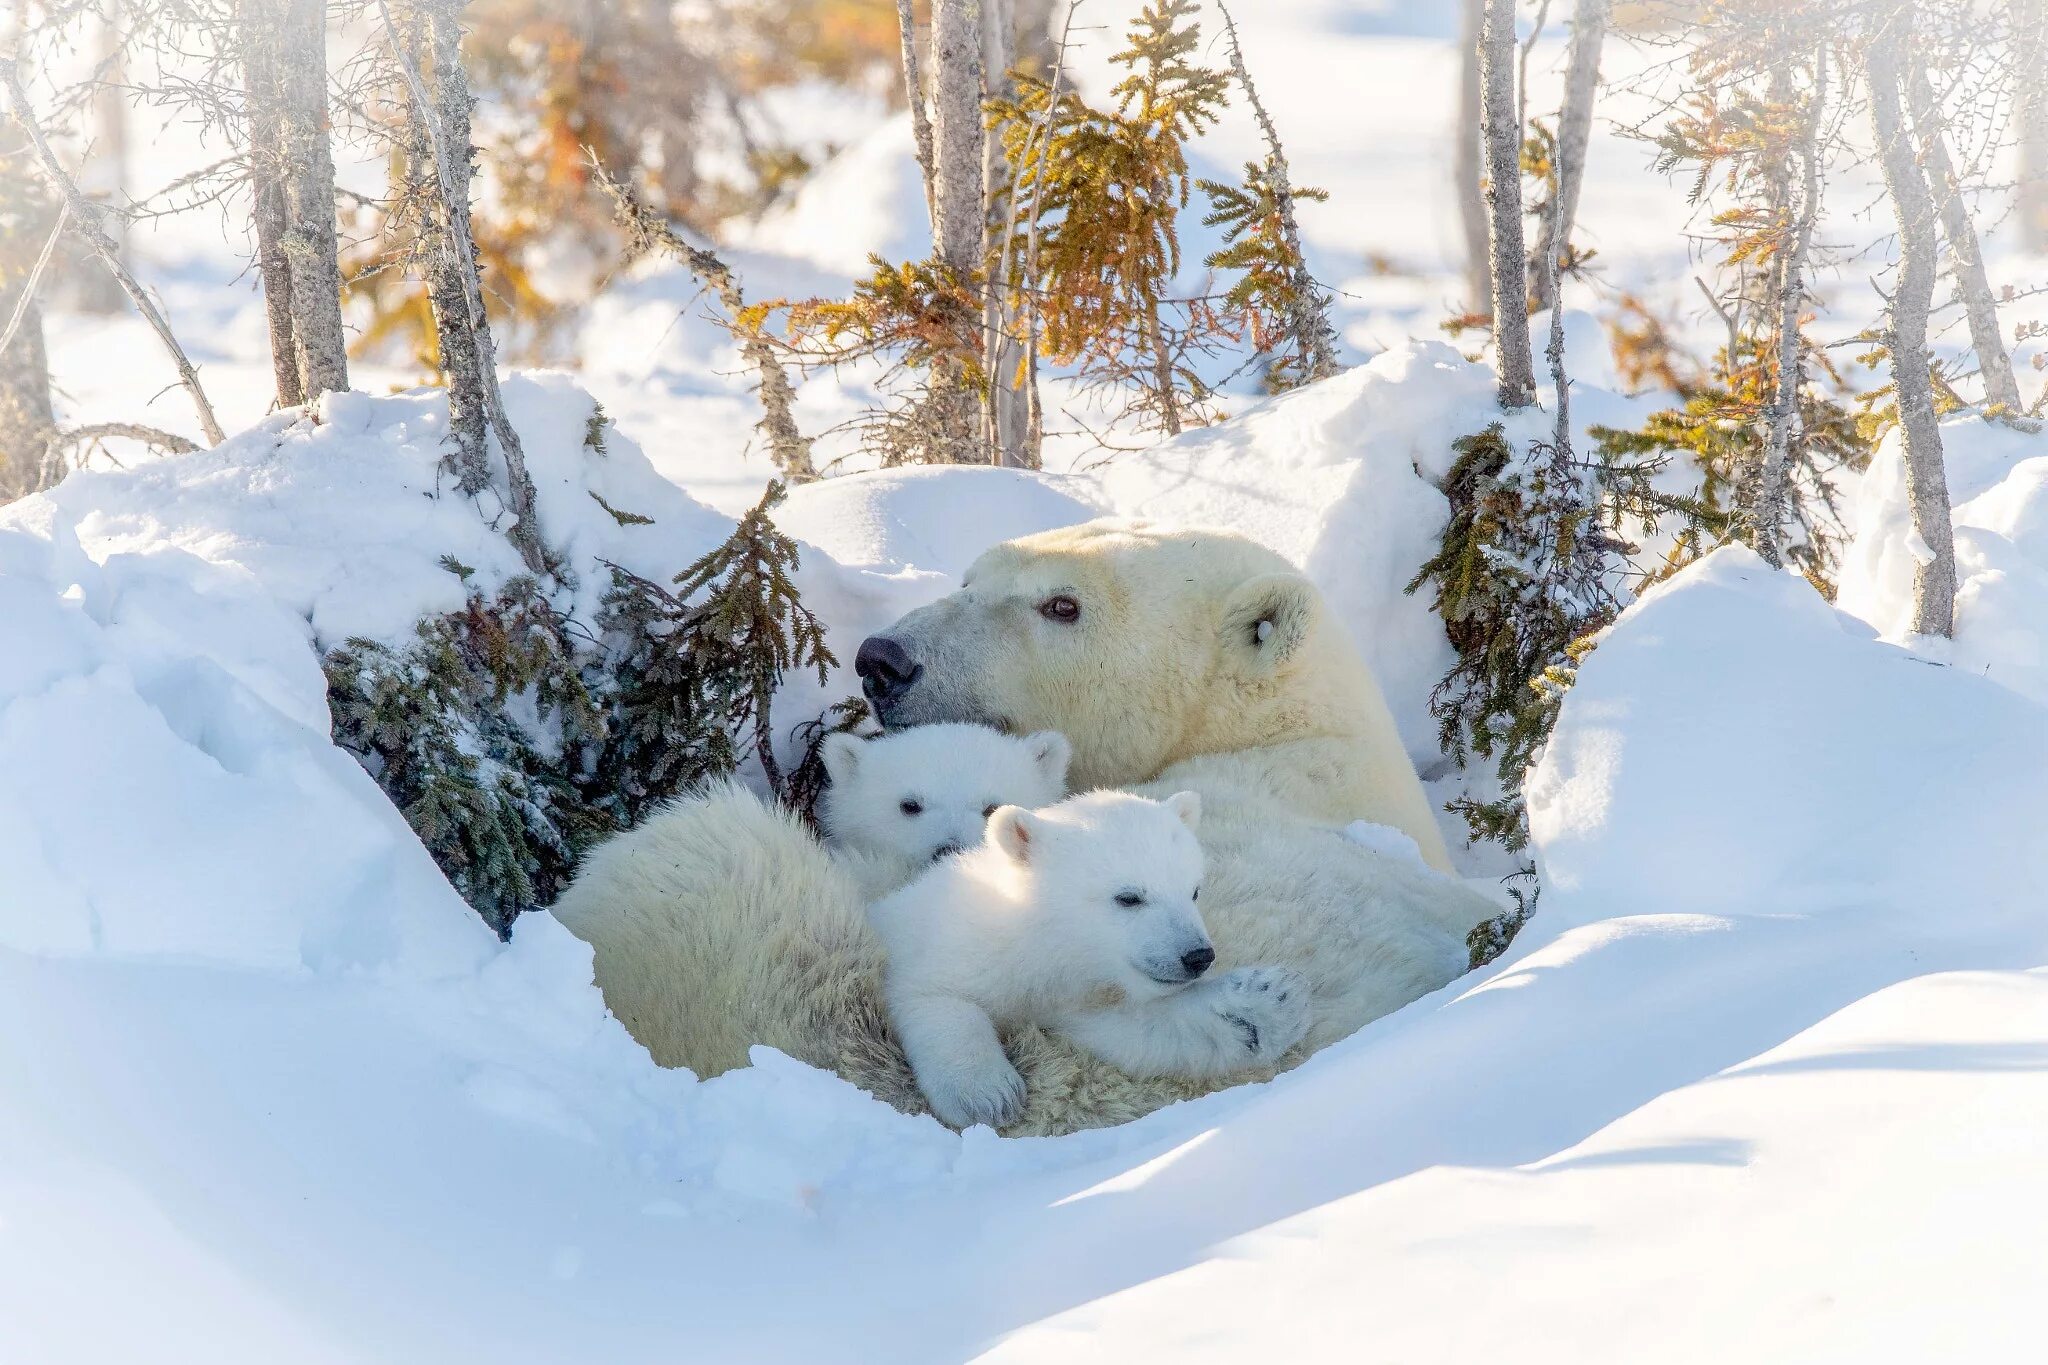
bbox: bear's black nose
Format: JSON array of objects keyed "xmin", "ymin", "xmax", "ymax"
[
  {"xmin": 1180, "ymin": 946, "xmax": 1216, "ymax": 978},
  {"xmin": 855, "ymin": 635, "xmax": 923, "ymax": 705}
]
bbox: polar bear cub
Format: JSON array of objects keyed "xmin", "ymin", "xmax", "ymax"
[
  {"xmin": 818, "ymin": 724, "xmax": 1071, "ymax": 896},
  {"xmin": 868, "ymin": 788, "xmax": 1311, "ymax": 1129}
]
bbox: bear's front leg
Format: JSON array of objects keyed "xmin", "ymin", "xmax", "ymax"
[
  {"xmin": 891, "ymin": 993, "xmax": 1027, "ymax": 1129},
  {"xmin": 1056, "ymin": 965, "xmax": 1312, "ymax": 1078}
]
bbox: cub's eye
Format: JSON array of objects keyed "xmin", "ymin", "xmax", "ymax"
[
  {"xmin": 981, "ymin": 804, "xmax": 998, "ymax": 818},
  {"xmin": 1114, "ymin": 890, "xmax": 1145, "ymax": 908},
  {"xmin": 1192, "ymin": 887, "xmax": 1201, "ymax": 902},
  {"xmin": 1038, "ymin": 595, "xmax": 1081, "ymax": 623},
  {"xmin": 899, "ymin": 799, "xmax": 924, "ymax": 816}
]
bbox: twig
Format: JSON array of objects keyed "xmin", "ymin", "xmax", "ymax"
[
  {"xmin": 46, "ymin": 421, "xmax": 201, "ymax": 463},
  {"xmin": 4, "ymin": 57, "xmax": 225, "ymax": 446},
  {"xmin": 0, "ymin": 199, "xmax": 66, "ymax": 358},
  {"xmin": 896, "ymin": 0, "xmax": 938, "ymax": 227}
]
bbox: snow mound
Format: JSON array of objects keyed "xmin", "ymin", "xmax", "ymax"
[{"xmin": 1837, "ymin": 415, "xmax": 2048, "ymax": 704}]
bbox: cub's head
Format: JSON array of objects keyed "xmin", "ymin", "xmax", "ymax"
[
  {"xmin": 985, "ymin": 789, "xmax": 1212, "ymax": 1001},
  {"xmin": 818, "ymin": 722, "xmax": 1071, "ymax": 868},
  {"xmin": 852, "ymin": 520, "xmax": 1331, "ymax": 790}
]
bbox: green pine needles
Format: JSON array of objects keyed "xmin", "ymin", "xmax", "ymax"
[
  {"xmin": 1407, "ymin": 423, "xmax": 1629, "ymax": 850},
  {"xmin": 325, "ymin": 480, "xmax": 836, "ymax": 936}
]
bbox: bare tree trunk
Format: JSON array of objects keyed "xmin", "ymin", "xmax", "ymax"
[
  {"xmin": 1530, "ymin": 0, "xmax": 1606, "ymax": 315},
  {"xmin": 1905, "ymin": 62, "xmax": 2023, "ymax": 415},
  {"xmin": 239, "ymin": 0, "xmax": 302, "ymax": 409},
  {"xmin": 2014, "ymin": 0, "xmax": 2048, "ymax": 253},
  {"xmin": 1867, "ymin": 19, "xmax": 1958, "ymax": 638},
  {"xmin": 895, "ymin": 0, "xmax": 936, "ymax": 227},
  {"xmin": 5, "ymin": 57, "xmax": 226, "ymax": 447},
  {"xmin": 981, "ymin": 0, "xmax": 1029, "ymax": 466},
  {"xmin": 78, "ymin": 4, "xmax": 129, "ymax": 314},
  {"xmin": 1479, "ymin": 0, "xmax": 1535, "ymax": 408},
  {"xmin": 927, "ymin": 0, "xmax": 988, "ymax": 460},
  {"xmin": 381, "ymin": 0, "xmax": 548, "ymax": 576},
  {"xmin": 1221, "ymin": 2, "xmax": 1338, "ymax": 388},
  {"xmin": 397, "ymin": 0, "xmax": 485, "ymax": 491},
  {"xmin": 1014, "ymin": 0, "xmax": 1077, "ymax": 469},
  {"xmin": 1753, "ymin": 52, "xmax": 1825, "ymax": 570},
  {"xmin": 1456, "ymin": 0, "xmax": 1489, "ymax": 315},
  {"xmin": 273, "ymin": 0, "xmax": 349, "ymax": 403},
  {"xmin": 0, "ymin": 299, "xmax": 56, "ymax": 501}
]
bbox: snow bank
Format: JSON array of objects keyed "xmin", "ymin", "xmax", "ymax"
[{"xmin": 1838, "ymin": 415, "xmax": 2048, "ymax": 705}]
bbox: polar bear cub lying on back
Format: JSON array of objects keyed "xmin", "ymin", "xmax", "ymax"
[
  {"xmin": 818, "ymin": 723, "xmax": 1071, "ymax": 896},
  {"xmin": 869, "ymin": 788, "xmax": 1311, "ymax": 1129}
]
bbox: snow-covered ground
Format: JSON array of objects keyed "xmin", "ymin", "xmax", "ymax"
[{"xmin": 11, "ymin": 0, "xmax": 2048, "ymax": 1360}]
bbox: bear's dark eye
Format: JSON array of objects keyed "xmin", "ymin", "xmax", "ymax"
[
  {"xmin": 981, "ymin": 804, "xmax": 998, "ymax": 819},
  {"xmin": 899, "ymin": 799, "xmax": 923, "ymax": 816},
  {"xmin": 1038, "ymin": 594, "xmax": 1081, "ymax": 623},
  {"xmin": 1192, "ymin": 886, "xmax": 1201, "ymax": 901},
  {"xmin": 1114, "ymin": 890, "xmax": 1144, "ymax": 908}
]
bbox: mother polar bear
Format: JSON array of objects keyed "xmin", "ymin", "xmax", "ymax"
[{"xmin": 551, "ymin": 519, "xmax": 1497, "ymax": 1135}]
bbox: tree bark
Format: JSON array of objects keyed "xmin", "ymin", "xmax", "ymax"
[
  {"xmin": 381, "ymin": 0, "xmax": 548, "ymax": 576},
  {"xmin": 0, "ymin": 298, "xmax": 56, "ymax": 501},
  {"xmin": 926, "ymin": 0, "xmax": 989, "ymax": 460},
  {"xmin": 1867, "ymin": 20, "xmax": 1958, "ymax": 638},
  {"xmin": 1753, "ymin": 52, "xmax": 1824, "ymax": 571},
  {"xmin": 1479, "ymin": 0, "xmax": 1535, "ymax": 408},
  {"xmin": 239, "ymin": 0, "xmax": 302, "ymax": 408},
  {"xmin": 1456, "ymin": 0, "xmax": 1489, "ymax": 316},
  {"xmin": 1905, "ymin": 61, "xmax": 2023, "ymax": 415},
  {"xmin": 981, "ymin": 0, "xmax": 1029, "ymax": 466},
  {"xmin": 895, "ymin": 0, "xmax": 936, "ymax": 227},
  {"xmin": 2014, "ymin": 0, "xmax": 2048, "ymax": 253},
  {"xmin": 1530, "ymin": 0, "xmax": 1606, "ymax": 314},
  {"xmin": 273, "ymin": 0, "xmax": 349, "ymax": 404}
]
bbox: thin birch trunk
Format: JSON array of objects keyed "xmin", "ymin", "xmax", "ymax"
[
  {"xmin": 1479, "ymin": 0, "xmax": 1535, "ymax": 408},
  {"xmin": 1220, "ymin": 1, "xmax": 1337, "ymax": 387},
  {"xmin": 2014, "ymin": 0, "xmax": 2048, "ymax": 253},
  {"xmin": 895, "ymin": 0, "xmax": 936, "ymax": 227},
  {"xmin": 399, "ymin": 0, "xmax": 486, "ymax": 492},
  {"xmin": 1867, "ymin": 19, "xmax": 1958, "ymax": 638},
  {"xmin": 928, "ymin": 0, "xmax": 987, "ymax": 460},
  {"xmin": 273, "ymin": 0, "xmax": 349, "ymax": 403},
  {"xmin": 1753, "ymin": 52, "xmax": 1825, "ymax": 570},
  {"xmin": 1905, "ymin": 61, "xmax": 2023, "ymax": 415},
  {"xmin": 981, "ymin": 0, "xmax": 1029, "ymax": 466},
  {"xmin": 1456, "ymin": 0, "xmax": 1490, "ymax": 315},
  {"xmin": 239, "ymin": 0, "xmax": 302, "ymax": 408},
  {"xmin": 380, "ymin": 0, "xmax": 548, "ymax": 576},
  {"xmin": 79, "ymin": 5, "xmax": 129, "ymax": 314},
  {"xmin": 1530, "ymin": 0, "xmax": 1606, "ymax": 314},
  {"xmin": 1016, "ymin": 0, "xmax": 1078, "ymax": 467},
  {"xmin": 5, "ymin": 56, "xmax": 225, "ymax": 446}
]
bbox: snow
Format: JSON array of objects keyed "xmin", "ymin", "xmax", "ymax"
[
  {"xmin": 1837, "ymin": 415, "xmax": 2048, "ymax": 705},
  {"xmin": 12, "ymin": 0, "xmax": 2048, "ymax": 1357}
]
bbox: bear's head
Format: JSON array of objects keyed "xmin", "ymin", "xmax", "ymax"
[
  {"xmin": 854, "ymin": 519, "xmax": 1363, "ymax": 791},
  {"xmin": 817, "ymin": 722, "xmax": 1071, "ymax": 867},
  {"xmin": 985, "ymin": 788, "xmax": 1215, "ymax": 999}
]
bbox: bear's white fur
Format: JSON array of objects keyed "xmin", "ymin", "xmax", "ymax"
[
  {"xmin": 551, "ymin": 520, "xmax": 1497, "ymax": 1135},
  {"xmin": 817, "ymin": 723, "xmax": 1070, "ymax": 899},
  {"xmin": 872, "ymin": 789, "xmax": 1310, "ymax": 1128}
]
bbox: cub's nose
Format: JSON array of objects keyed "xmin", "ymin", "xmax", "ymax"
[
  {"xmin": 854, "ymin": 635, "xmax": 923, "ymax": 705},
  {"xmin": 1180, "ymin": 946, "xmax": 1216, "ymax": 978}
]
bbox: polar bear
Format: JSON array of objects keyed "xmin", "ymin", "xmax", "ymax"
[
  {"xmin": 871, "ymin": 788, "xmax": 1310, "ymax": 1128},
  {"xmin": 817, "ymin": 723, "xmax": 1070, "ymax": 899},
  {"xmin": 552, "ymin": 519, "xmax": 1496, "ymax": 1135}
]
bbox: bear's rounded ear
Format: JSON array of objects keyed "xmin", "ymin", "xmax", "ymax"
[
  {"xmin": 820, "ymin": 732, "xmax": 864, "ymax": 784},
  {"xmin": 1024, "ymin": 731, "xmax": 1072, "ymax": 789},
  {"xmin": 1220, "ymin": 572, "xmax": 1317, "ymax": 677},
  {"xmin": 1163, "ymin": 790, "xmax": 1202, "ymax": 831},
  {"xmin": 987, "ymin": 805, "xmax": 1040, "ymax": 863}
]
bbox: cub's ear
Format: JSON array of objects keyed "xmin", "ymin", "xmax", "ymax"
[
  {"xmin": 1162, "ymin": 790, "xmax": 1202, "ymax": 831},
  {"xmin": 1220, "ymin": 572, "xmax": 1318, "ymax": 677},
  {"xmin": 1023, "ymin": 731, "xmax": 1072, "ymax": 790},
  {"xmin": 988, "ymin": 805, "xmax": 1041, "ymax": 863},
  {"xmin": 820, "ymin": 732, "xmax": 865, "ymax": 784}
]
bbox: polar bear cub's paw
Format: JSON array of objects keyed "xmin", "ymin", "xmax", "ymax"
[
  {"xmin": 1213, "ymin": 966, "xmax": 1312, "ymax": 1062},
  {"xmin": 919, "ymin": 1054, "xmax": 1028, "ymax": 1130}
]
